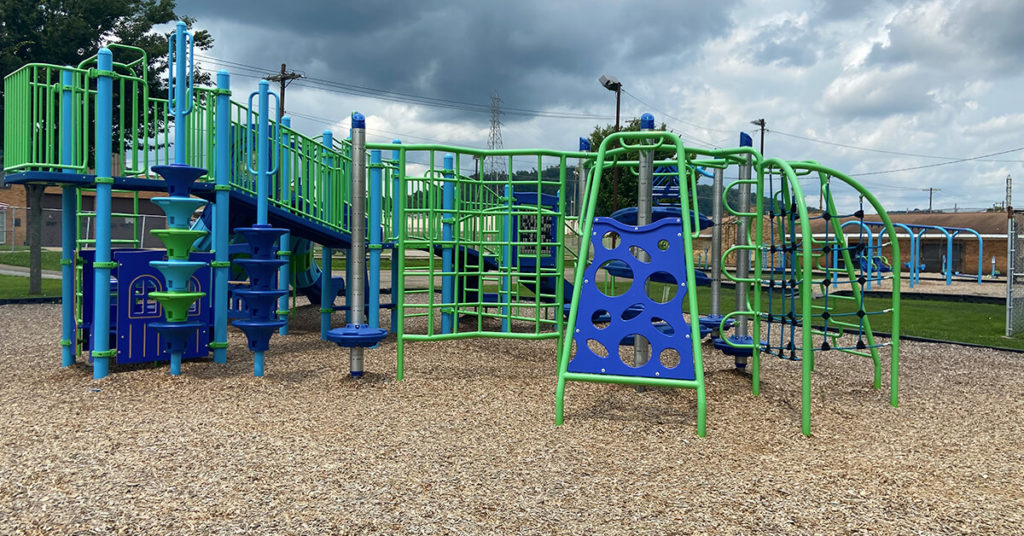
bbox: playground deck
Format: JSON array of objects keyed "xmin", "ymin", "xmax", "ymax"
[{"xmin": 1, "ymin": 300, "xmax": 1020, "ymax": 534}]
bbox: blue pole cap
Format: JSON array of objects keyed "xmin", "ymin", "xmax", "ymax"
[
  {"xmin": 640, "ymin": 113, "xmax": 655, "ymax": 130},
  {"xmin": 740, "ymin": 132, "xmax": 753, "ymax": 147},
  {"xmin": 392, "ymin": 138, "xmax": 402, "ymax": 144},
  {"xmin": 351, "ymin": 112, "xmax": 366, "ymax": 129},
  {"xmin": 579, "ymin": 137, "xmax": 591, "ymax": 151},
  {"xmin": 443, "ymin": 154, "xmax": 454, "ymax": 170}
]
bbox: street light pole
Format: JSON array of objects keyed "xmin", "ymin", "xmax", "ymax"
[{"xmin": 601, "ymin": 75, "xmax": 623, "ymax": 213}]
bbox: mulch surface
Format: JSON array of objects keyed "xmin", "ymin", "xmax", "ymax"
[{"xmin": 1, "ymin": 302, "xmax": 1021, "ymax": 535}]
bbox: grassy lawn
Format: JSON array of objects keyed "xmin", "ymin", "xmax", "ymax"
[
  {"xmin": 0, "ymin": 250, "xmax": 63, "ymax": 271},
  {"xmin": 0, "ymin": 275, "xmax": 62, "ymax": 299},
  {"xmin": 328, "ymin": 257, "xmax": 441, "ymax": 272},
  {"xmin": 484, "ymin": 278, "xmax": 1024, "ymax": 350}
]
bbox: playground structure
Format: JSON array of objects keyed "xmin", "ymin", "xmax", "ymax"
[{"xmin": 3, "ymin": 23, "xmax": 901, "ymax": 436}]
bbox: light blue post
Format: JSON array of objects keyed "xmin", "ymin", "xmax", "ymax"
[
  {"xmin": 368, "ymin": 149, "xmax": 383, "ymax": 329},
  {"xmin": 255, "ymin": 80, "xmax": 270, "ymax": 225},
  {"xmin": 278, "ymin": 115, "xmax": 292, "ymax": 335},
  {"xmin": 390, "ymin": 139, "xmax": 401, "ymax": 328},
  {"xmin": 320, "ymin": 130, "xmax": 334, "ymax": 339},
  {"xmin": 170, "ymin": 21, "xmax": 190, "ymax": 165},
  {"xmin": 441, "ymin": 154, "xmax": 455, "ymax": 334},
  {"xmin": 501, "ymin": 184, "xmax": 512, "ymax": 333},
  {"xmin": 91, "ymin": 48, "xmax": 114, "ymax": 379},
  {"xmin": 60, "ymin": 68, "xmax": 76, "ymax": 367},
  {"xmin": 212, "ymin": 70, "xmax": 230, "ymax": 364}
]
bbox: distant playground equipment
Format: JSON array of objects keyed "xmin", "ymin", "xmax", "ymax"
[
  {"xmin": 831, "ymin": 220, "xmax": 983, "ymax": 289},
  {"xmin": 3, "ymin": 22, "xmax": 900, "ymax": 436}
]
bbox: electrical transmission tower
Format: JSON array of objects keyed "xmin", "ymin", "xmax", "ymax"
[{"xmin": 487, "ymin": 90, "xmax": 506, "ymax": 181}]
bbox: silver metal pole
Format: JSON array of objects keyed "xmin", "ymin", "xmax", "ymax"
[
  {"xmin": 734, "ymin": 154, "xmax": 752, "ymax": 367},
  {"xmin": 710, "ymin": 167, "xmax": 723, "ymax": 317},
  {"xmin": 349, "ymin": 117, "xmax": 367, "ymax": 376},
  {"xmin": 635, "ymin": 114, "xmax": 654, "ymax": 372}
]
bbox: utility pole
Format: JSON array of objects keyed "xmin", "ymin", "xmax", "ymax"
[
  {"xmin": 750, "ymin": 118, "xmax": 766, "ymax": 155},
  {"xmin": 921, "ymin": 187, "xmax": 941, "ymax": 213},
  {"xmin": 600, "ymin": 75, "xmax": 623, "ymax": 213},
  {"xmin": 1007, "ymin": 174, "xmax": 1013, "ymax": 218},
  {"xmin": 267, "ymin": 63, "xmax": 302, "ymax": 118}
]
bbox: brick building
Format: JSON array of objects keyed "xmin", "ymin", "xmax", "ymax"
[
  {"xmin": 693, "ymin": 211, "xmax": 1009, "ymax": 275},
  {"xmin": 0, "ymin": 176, "xmax": 166, "ymax": 249}
]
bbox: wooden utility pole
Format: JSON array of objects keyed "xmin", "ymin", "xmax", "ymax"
[
  {"xmin": 267, "ymin": 63, "xmax": 302, "ymax": 118},
  {"xmin": 921, "ymin": 187, "xmax": 941, "ymax": 212}
]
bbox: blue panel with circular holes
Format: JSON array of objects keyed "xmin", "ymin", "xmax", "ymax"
[{"xmin": 568, "ymin": 216, "xmax": 697, "ymax": 380}]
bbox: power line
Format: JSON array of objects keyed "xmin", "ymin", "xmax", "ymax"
[
  {"xmin": 619, "ymin": 88, "xmax": 726, "ymax": 148},
  {"xmin": 849, "ymin": 147, "xmax": 1024, "ymax": 176},
  {"xmin": 196, "ymin": 53, "xmax": 612, "ymax": 121},
  {"xmin": 771, "ymin": 129, "xmax": 1024, "ymax": 163}
]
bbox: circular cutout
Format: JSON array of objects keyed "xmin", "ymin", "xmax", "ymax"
[
  {"xmin": 659, "ymin": 348, "xmax": 682, "ymax": 368},
  {"xmin": 601, "ymin": 230, "xmax": 621, "ymax": 250},
  {"xmin": 618, "ymin": 334, "xmax": 651, "ymax": 366},
  {"xmin": 622, "ymin": 303, "xmax": 645, "ymax": 321},
  {"xmin": 646, "ymin": 271, "xmax": 678, "ymax": 303},
  {"xmin": 597, "ymin": 261, "xmax": 632, "ymax": 296},
  {"xmin": 591, "ymin": 309, "xmax": 611, "ymax": 329},
  {"xmin": 629, "ymin": 246, "xmax": 651, "ymax": 263},
  {"xmin": 657, "ymin": 239, "xmax": 670, "ymax": 251},
  {"xmin": 651, "ymin": 317, "xmax": 675, "ymax": 336},
  {"xmin": 586, "ymin": 338, "xmax": 608, "ymax": 358}
]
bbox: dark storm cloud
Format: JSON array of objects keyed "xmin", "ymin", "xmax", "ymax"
[{"xmin": 175, "ymin": 0, "xmax": 740, "ymax": 123}]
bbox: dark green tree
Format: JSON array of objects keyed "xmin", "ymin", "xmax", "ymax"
[{"xmin": 0, "ymin": 0, "xmax": 212, "ymax": 294}]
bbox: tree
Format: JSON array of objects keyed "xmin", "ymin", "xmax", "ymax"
[
  {"xmin": 586, "ymin": 118, "xmax": 670, "ymax": 217},
  {"xmin": 0, "ymin": 0, "xmax": 212, "ymax": 294}
]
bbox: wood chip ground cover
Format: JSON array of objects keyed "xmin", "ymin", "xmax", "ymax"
[{"xmin": 1, "ymin": 302, "xmax": 1021, "ymax": 535}]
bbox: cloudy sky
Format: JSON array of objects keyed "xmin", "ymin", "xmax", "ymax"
[{"xmin": 173, "ymin": 0, "xmax": 1024, "ymax": 213}]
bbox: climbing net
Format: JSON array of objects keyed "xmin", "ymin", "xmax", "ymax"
[{"xmin": 757, "ymin": 161, "xmax": 900, "ymax": 370}]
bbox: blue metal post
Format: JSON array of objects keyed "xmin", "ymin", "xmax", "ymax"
[
  {"xmin": 212, "ymin": 70, "xmax": 230, "ymax": 364},
  {"xmin": 279, "ymin": 115, "xmax": 292, "ymax": 335},
  {"xmin": 501, "ymin": 184, "xmax": 512, "ymax": 333},
  {"xmin": 91, "ymin": 48, "xmax": 114, "ymax": 379},
  {"xmin": 172, "ymin": 21, "xmax": 188, "ymax": 165},
  {"xmin": 390, "ymin": 139, "xmax": 401, "ymax": 328},
  {"xmin": 320, "ymin": 130, "xmax": 334, "ymax": 339},
  {"xmin": 945, "ymin": 232, "xmax": 953, "ymax": 285},
  {"xmin": 368, "ymin": 149, "xmax": 383, "ymax": 329},
  {"xmin": 441, "ymin": 154, "xmax": 455, "ymax": 334},
  {"xmin": 256, "ymin": 80, "xmax": 270, "ymax": 225},
  {"xmin": 60, "ymin": 68, "xmax": 76, "ymax": 367}
]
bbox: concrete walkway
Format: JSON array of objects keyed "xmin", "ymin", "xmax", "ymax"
[{"xmin": 0, "ymin": 264, "xmax": 62, "ymax": 280}]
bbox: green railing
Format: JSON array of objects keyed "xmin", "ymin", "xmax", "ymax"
[{"xmin": 4, "ymin": 54, "xmax": 372, "ymax": 237}]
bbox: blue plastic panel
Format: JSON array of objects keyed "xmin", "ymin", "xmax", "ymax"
[
  {"xmin": 568, "ymin": 217, "xmax": 697, "ymax": 380},
  {"xmin": 115, "ymin": 250, "xmax": 212, "ymax": 364}
]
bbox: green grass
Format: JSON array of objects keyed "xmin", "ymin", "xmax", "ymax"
[
  {"xmin": 327, "ymin": 257, "xmax": 442, "ymax": 272},
  {"xmin": 481, "ymin": 277, "xmax": 1024, "ymax": 350},
  {"xmin": 0, "ymin": 275, "xmax": 62, "ymax": 299},
  {"xmin": 0, "ymin": 250, "xmax": 63, "ymax": 271}
]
